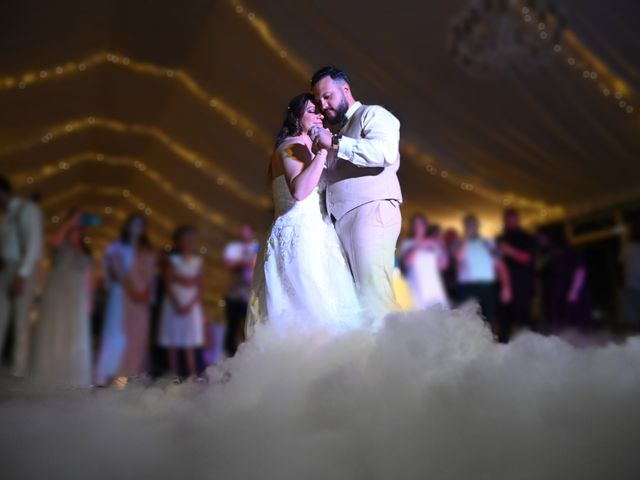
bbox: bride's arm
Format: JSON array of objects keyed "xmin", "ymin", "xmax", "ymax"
[{"xmin": 281, "ymin": 143, "xmax": 328, "ymax": 201}]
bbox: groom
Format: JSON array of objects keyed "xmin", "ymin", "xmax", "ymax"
[{"xmin": 310, "ymin": 66, "xmax": 403, "ymax": 323}]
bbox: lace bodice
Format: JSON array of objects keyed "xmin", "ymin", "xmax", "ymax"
[
  {"xmin": 272, "ymin": 175, "xmax": 325, "ymax": 221},
  {"xmin": 246, "ymin": 174, "xmax": 363, "ymax": 336}
]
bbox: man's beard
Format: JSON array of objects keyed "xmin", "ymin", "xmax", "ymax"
[{"xmin": 325, "ymin": 95, "xmax": 350, "ymax": 126}]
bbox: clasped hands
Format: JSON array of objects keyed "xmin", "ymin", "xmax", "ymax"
[{"xmin": 310, "ymin": 126, "xmax": 333, "ymax": 153}]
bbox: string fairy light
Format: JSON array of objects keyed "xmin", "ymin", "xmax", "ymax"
[
  {"xmin": 401, "ymin": 142, "xmax": 564, "ymax": 221},
  {"xmin": 516, "ymin": 1, "xmax": 637, "ymax": 114},
  {"xmin": 2, "ymin": 43, "xmax": 558, "ymax": 214},
  {"xmin": 11, "ymin": 151, "xmax": 244, "ymax": 235},
  {"xmin": 228, "ymin": 0, "xmax": 312, "ymax": 79},
  {"xmin": 1, "ymin": 14, "xmax": 568, "ymax": 216},
  {"xmin": 3, "ymin": 46, "xmax": 556, "ymax": 214},
  {"xmin": 563, "ymin": 31, "xmax": 635, "ymax": 114},
  {"xmin": 0, "ymin": 51, "xmax": 274, "ymax": 151},
  {"xmin": 39, "ymin": 185, "xmax": 228, "ymax": 264},
  {"xmin": 0, "ymin": 117, "xmax": 272, "ymax": 209}
]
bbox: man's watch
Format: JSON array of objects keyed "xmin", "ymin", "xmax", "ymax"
[{"xmin": 331, "ymin": 133, "xmax": 341, "ymax": 150}]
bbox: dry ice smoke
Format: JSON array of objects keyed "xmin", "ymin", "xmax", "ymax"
[{"xmin": 1, "ymin": 305, "xmax": 639, "ymax": 480}]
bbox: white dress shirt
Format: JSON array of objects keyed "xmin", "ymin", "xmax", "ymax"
[
  {"xmin": 457, "ymin": 237, "xmax": 496, "ymax": 283},
  {"xmin": 224, "ymin": 240, "xmax": 260, "ymax": 301},
  {"xmin": 337, "ymin": 101, "xmax": 400, "ymax": 168},
  {"xmin": 1, "ymin": 197, "xmax": 44, "ymax": 277}
]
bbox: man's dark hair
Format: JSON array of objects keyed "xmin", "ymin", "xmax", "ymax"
[
  {"xmin": 0, "ymin": 175, "xmax": 13, "ymax": 194},
  {"xmin": 310, "ymin": 66, "xmax": 350, "ymax": 87}
]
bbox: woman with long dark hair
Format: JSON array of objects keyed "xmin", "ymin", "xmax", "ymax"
[
  {"xmin": 246, "ymin": 93, "xmax": 362, "ymax": 335},
  {"xmin": 95, "ymin": 213, "xmax": 155, "ymax": 386}
]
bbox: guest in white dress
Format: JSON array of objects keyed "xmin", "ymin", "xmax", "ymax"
[
  {"xmin": 30, "ymin": 209, "xmax": 93, "ymax": 386},
  {"xmin": 400, "ymin": 214, "xmax": 449, "ymax": 309},
  {"xmin": 158, "ymin": 226, "xmax": 205, "ymax": 379}
]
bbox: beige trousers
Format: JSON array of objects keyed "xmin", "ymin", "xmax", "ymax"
[
  {"xmin": 334, "ymin": 200, "xmax": 402, "ymax": 324},
  {"xmin": 0, "ymin": 263, "xmax": 40, "ymax": 377}
]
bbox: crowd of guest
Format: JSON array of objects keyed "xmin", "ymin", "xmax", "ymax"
[
  {"xmin": 2, "ymin": 169, "xmax": 639, "ymax": 387},
  {"xmin": 0, "ymin": 175, "xmax": 261, "ymax": 388},
  {"xmin": 398, "ymin": 207, "xmax": 639, "ymax": 343}
]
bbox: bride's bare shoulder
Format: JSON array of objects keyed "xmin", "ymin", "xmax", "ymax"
[
  {"xmin": 277, "ymin": 136, "xmax": 304, "ymax": 150},
  {"xmin": 276, "ymin": 137, "xmax": 311, "ymax": 162}
]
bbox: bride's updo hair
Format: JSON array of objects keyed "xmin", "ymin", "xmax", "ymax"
[{"xmin": 274, "ymin": 93, "xmax": 315, "ymax": 148}]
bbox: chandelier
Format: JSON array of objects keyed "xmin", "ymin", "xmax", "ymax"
[{"xmin": 449, "ymin": 0, "xmax": 566, "ymax": 75}]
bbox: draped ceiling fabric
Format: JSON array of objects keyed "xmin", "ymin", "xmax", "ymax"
[{"xmin": 1, "ymin": 0, "xmax": 639, "ymax": 302}]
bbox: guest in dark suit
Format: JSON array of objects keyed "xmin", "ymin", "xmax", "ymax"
[
  {"xmin": 496, "ymin": 209, "xmax": 536, "ymax": 342},
  {"xmin": 538, "ymin": 228, "xmax": 593, "ymax": 333}
]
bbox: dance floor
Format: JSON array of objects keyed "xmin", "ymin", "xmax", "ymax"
[{"xmin": 1, "ymin": 308, "xmax": 639, "ymax": 480}]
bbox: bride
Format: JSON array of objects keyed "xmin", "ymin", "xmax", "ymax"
[{"xmin": 246, "ymin": 93, "xmax": 364, "ymax": 336}]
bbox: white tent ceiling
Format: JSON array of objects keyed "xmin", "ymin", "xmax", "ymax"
[{"xmin": 1, "ymin": 0, "xmax": 639, "ymax": 298}]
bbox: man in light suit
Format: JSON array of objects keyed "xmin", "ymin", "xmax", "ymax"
[
  {"xmin": 311, "ymin": 66, "xmax": 403, "ymax": 323},
  {"xmin": 0, "ymin": 175, "xmax": 43, "ymax": 377}
]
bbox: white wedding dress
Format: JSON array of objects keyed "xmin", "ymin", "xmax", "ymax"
[{"xmin": 246, "ymin": 174, "xmax": 364, "ymax": 336}]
